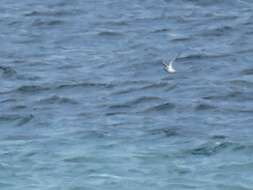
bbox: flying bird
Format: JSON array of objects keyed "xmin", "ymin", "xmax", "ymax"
[{"xmin": 162, "ymin": 54, "xmax": 179, "ymax": 74}]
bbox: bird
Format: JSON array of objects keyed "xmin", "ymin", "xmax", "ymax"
[{"xmin": 162, "ymin": 54, "xmax": 179, "ymax": 74}]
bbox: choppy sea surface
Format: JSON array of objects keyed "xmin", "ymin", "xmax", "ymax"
[{"xmin": 1, "ymin": 0, "xmax": 253, "ymax": 189}]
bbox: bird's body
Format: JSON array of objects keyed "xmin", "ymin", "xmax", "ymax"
[
  {"xmin": 163, "ymin": 54, "xmax": 178, "ymax": 74},
  {"xmin": 163, "ymin": 62, "xmax": 176, "ymax": 73}
]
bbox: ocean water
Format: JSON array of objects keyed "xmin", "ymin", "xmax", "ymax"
[{"xmin": 1, "ymin": 0, "xmax": 253, "ymax": 189}]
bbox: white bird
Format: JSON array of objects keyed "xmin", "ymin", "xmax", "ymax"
[{"xmin": 162, "ymin": 54, "xmax": 179, "ymax": 74}]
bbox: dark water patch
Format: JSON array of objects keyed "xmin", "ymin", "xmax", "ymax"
[
  {"xmin": 0, "ymin": 98, "xmax": 17, "ymax": 103},
  {"xmin": 74, "ymin": 130, "xmax": 110, "ymax": 140},
  {"xmin": 235, "ymin": 48, "xmax": 253, "ymax": 55},
  {"xmin": 188, "ymin": 142, "xmax": 243, "ymax": 156},
  {"xmin": 7, "ymin": 20, "xmax": 22, "ymax": 26},
  {"xmin": 200, "ymin": 25, "xmax": 234, "ymax": 37},
  {"xmin": 0, "ymin": 115, "xmax": 22, "ymax": 122},
  {"xmin": 24, "ymin": 9, "xmax": 80, "ymax": 17},
  {"xmin": 64, "ymin": 156, "xmax": 92, "ymax": 163},
  {"xmin": 207, "ymin": 13, "xmax": 239, "ymax": 21},
  {"xmin": 0, "ymin": 114, "xmax": 33, "ymax": 126},
  {"xmin": 194, "ymin": 103, "xmax": 217, "ymax": 111},
  {"xmin": 11, "ymin": 105, "xmax": 27, "ymax": 110},
  {"xmin": 171, "ymin": 36, "xmax": 191, "ymax": 42},
  {"xmin": 0, "ymin": 66, "xmax": 17, "ymax": 78},
  {"xmin": 241, "ymin": 68, "xmax": 253, "ymax": 75},
  {"xmin": 141, "ymin": 82, "xmax": 172, "ymax": 90},
  {"xmin": 112, "ymin": 87, "xmax": 143, "ymax": 95},
  {"xmin": 97, "ymin": 31, "xmax": 124, "ymax": 37},
  {"xmin": 17, "ymin": 75, "xmax": 41, "ymax": 81},
  {"xmin": 143, "ymin": 102, "xmax": 175, "ymax": 113},
  {"xmin": 202, "ymin": 91, "xmax": 252, "ymax": 101},
  {"xmin": 148, "ymin": 128, "xmax": 178, "ymax": 138},
  {"xmin": 32, "ymin": 19, "xmax": 64, "ymax": 27},
  {"xmin": 108, "ymin": 104, "xmax": 131, "ymax": 110},
  {"xmin": 179, "ymin": 53, "xmax": 229, "ymax": 61},
  {"xmin": 16, "ymin": 85, "xmax": 50, "ymax": 94},
  {"xmin": 56, "ymin": 82, "xmax": 114, "ymax": 90},
  {"xmin": 17, "ymin": 115, "xmax": 34, "ymax": 126},
  {"xmin": 187, "ymin": 0, "xmax": 233, "ymax": 7},
  {"xmin": 210, "ymin": 135, "xmax": 227, "ymax": 140},
  {"xmin": 224, "ymin": 108, "xmax": 253, "ymax": 114},
  {"xmin": 127, "ymin": 96, "xmax": 162, "ymax": 106},
  {"xmin": 151, "ymin": 28, "xmax": 171, "ymax": 33},
  {"xmin": 106, "ymin": 20, "xmax": 129, "ymax": 26},
  {"xmin": 36, "ymin": 95, "xmax": 78, "ymax": 105},
  {"xmin": 105, "ymin": 112, "xmax": 128, "ymax": 116}
]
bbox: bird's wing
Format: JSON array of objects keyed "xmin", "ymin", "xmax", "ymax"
[{"xmin": 169, "ymin": 53, "xmax": 180, "ymax": 66}]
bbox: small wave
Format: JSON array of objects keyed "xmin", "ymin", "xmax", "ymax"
[
  {"xmin": 108, "ymin": 104, "xmax": 131, "ymax": 110},
  {"xmin": 171, "ymin": 37, "xmax": 191, "ymax": 42},
  {"xmin": 200, "ymin": 25, "xmax": 234, "ymax": 37},
  {"xmin": 140, "ymin": 82, "xmax": 173, "ymax": 91},
  {"xmin": 210, "ymin": 135, "xmax": 227, "ymax": 140},
  {"xmin": 188, "ymin": 141, "xmax": 243, "ymax": 156},
  {"xmin": 144, "ymin": 102, "xmax": 175, "ymax": 113},
  {"xmin": 202, "ymin": 91, "xmax": 246, "ymax": 101},
  {"xmin": 180, "ymin": 52, "xmax": 229, "ymax": 61},
  {"xmin": 149, "ymin": 128, "xmax": 178, "ymax": 137},
  {"xmin": 0, "ymin": 66, "xmax": 17, "ymax": 78},
  {"xmin": 56, "ymin": 82, "xmax": 114, "ymax": 90},
  {"xmin": 106, "ymin": 20, "xmax": 129, "ymax": 26},
  {"xmin": 151, "ymin": 28, "xmax": 170, "ymax": 33},
  {"xmin": 32, "ymin": 19, "xmax": 64, "ymax": 27},
  {"xmin": 16, "ymin": 85, "xmax": 50, "ymax": 93},
  {"xmin": 128, "ymin": 96, "xmax": 162, "ymax": 106},
  {"xmin": 105, "ymin": 112, "xmax": 128, "ymax": 116},
  {"xmin": 241, "ymin": 68, "xmax": 253, "ymax": 75},
  {"xmin": 112, "ymin": 87, "xmax": 142, "ymax": 95},
  {"xmin": 11, "ymin": 105, "xmax": 27, "ymax": 110},
  {"xmin": 64, "ymin": 156, "xmax": 90, "ymax": 163},
  {"xmin": 0, "ymin": 114, "xmax": 33, "ymax": 126},
  {"xmin": 9, "ymin": 82, "xmax": 114, "ymax": 94},
  {"xmin": 0, "ymin": 98, "xmax": 17, "ymax": 103},
  {"xmin": 24, "ymin": 9, "xmax": 79, "ymax": 17},
  {"xmin": 37, "ymin": 95, "xmax": 78, "ymax": 105},
  {"xmin": 97, "ymin": 31, "xmax": 124, "ymax": 37},
  {"xmin": 17, "ymin": 115, "xmax": 34, "ymax": 126},
  {"xmin": 194, "ymin": 103, "xmax": 217, "ymax": 111}
]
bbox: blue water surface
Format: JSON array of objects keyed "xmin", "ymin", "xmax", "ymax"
[{"xmin": 1, "ymin": 0, "xmax": 253, "ymax": 189}]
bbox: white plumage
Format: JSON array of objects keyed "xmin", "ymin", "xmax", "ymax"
[{"xmin": 163, "ymin": 54, "xmax": 179, "ymax": 74}]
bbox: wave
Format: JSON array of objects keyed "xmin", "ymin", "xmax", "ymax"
[
  {"xmin": 187, "ymin": 141, "xmax": 244, "ymax": 156},
  {"xmin": 97, "ymin": 31, "xmax": 124, "ymax": 37},
  {"xmin": 143, "ymin": 102, "xmax": 175, "ymax": 113},
  {"xmin": 32, "ymin": 19, "xmax": 64, "ymax": 27},
  {"xmin": 194, "ymin": 103, "xmax": 217, "ymax": 111},
  {"xmin": 0, "ymin": 114, "xmax": 34, "ymax": 126},
  {"xmin": 36, "ymin": 95, "xmax": 78, "ymax": 105},
  {"xmin": 0, "ymin": 66, "xmax": 17, "ymax": 78}
]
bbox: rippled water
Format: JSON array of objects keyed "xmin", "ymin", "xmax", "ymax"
[{"xmin": 1, "ymin": 0, "xmax": 253, "ymax": 189}]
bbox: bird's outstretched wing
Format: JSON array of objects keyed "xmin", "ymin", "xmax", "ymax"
[{"xmin": 169, "ymin": 53, "xmax": 180, "ymax": 66}]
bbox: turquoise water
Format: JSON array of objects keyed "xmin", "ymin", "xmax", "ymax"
[{"xmin": 1, "ymin": 0, "xmax": 253, "ymax": 189}]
